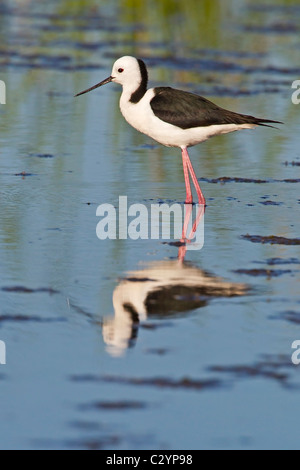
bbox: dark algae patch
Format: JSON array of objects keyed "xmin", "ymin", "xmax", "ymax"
[
  {"xmin": 271, "ymin": 311, "xmax": 300, "ymax": 325},
  {"xmin": 1, "ymin": 286, "xmax": 59, "ymax": 294},
  {"xmin": 70, "ymin": 374, "xmax": 222, "ymax": 391},
  {"xmin": 0, "ymin": 314, "xmax": 65, "ymax": 325},
  {"xmin": 259, "ymin": 200, "xmax": 282, "ymax": 206},
  {"xmin": 79, "ymin": 401, "xmax": 147, "ymax": 411},
  {"xmin": 14, "ymin": 172, "xmax": 34, "ymax": 177},
  {"xmin": 233, "ymin": 269, "xmax": 293, "ymax": 277},
  {"xmin": 255, "ymin": 257, "xmax": 300, "ymax": 265},
  {"xmin": 284, "ymin": 161, "xmax": 300, "ymax": 167},
  {"xmin": 27, "ymin": 153, "xmax": 55, "ymax": 159},
  {"xmin": 200, "ymin": 177, "xmax": 300, "ymax": 184},
  {"xmin": 200, "ymin": 177, "xmax": 268, "ymax": 184},
  {"xmin": 242, "ymin": 234, "xmax": 300, "ymax": 245},
  {"xmin": 208, "ymin": 355, "xmax": 296, "ymax": 388},
  {"xmin": 242, "ymin": 23, "xmax": 299, "ymax": 35}
]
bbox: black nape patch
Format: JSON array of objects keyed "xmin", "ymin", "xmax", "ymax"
[{"xmin": 130, "ymin": 59, "xmax": 148, "ymax": 104}]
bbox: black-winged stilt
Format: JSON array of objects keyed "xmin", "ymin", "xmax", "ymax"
[
  {"xmin": 103, "ymin": 257, "xmax": 247, "ymax": 356},
  {"xmin": 75, "ymin": 56, "xmax": 282, "ymax": 205}
]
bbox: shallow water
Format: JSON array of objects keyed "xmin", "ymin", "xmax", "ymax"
[{"xmin": 0, "ymin": 0, "xmax": 300, "ymax": 450}]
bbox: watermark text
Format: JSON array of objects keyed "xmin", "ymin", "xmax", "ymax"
[
  {"xmin": 291, "ymin": 340, "xmax": 300, "ymax": 365},
  {"xmin": 0, "ymin": 340, "xmax": 6, "ymax": 365},
  {"xmin": 0, "ymin": 80, "xmax": 6, "ymax": 105},
  {"xmin": 291, "ymin": 80, "xmax": 300, "ymax": 105},
  {"xmin": 96, "ymin": 196, "xmax": 204, "ymax": 250}
]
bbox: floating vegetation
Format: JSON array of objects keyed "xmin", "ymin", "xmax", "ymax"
[{"xmin": 242, "ymin": 235, "xmax": 300, "ymax": 245}]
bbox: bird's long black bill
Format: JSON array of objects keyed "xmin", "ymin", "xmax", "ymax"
[{"xmin": 74, "ymin": 76, "xmax": 113, "ymax": 97}]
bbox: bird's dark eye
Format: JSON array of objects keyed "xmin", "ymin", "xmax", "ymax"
[{"xmin": 118, "ymin": 68, "xmax": 124, "ymax": 73}]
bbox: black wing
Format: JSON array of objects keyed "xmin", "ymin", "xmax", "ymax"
[{"xmin": 150, "ymin": 87, "xmax": 282, "ymax": 129}]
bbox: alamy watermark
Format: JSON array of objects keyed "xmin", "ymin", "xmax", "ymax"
[
  {"xmin": 291, "ymin": 340, "xmax": 300, "ymax": 365},
  {"xmin": 0, "ymin": 80, "xmax": 6, "ymax": 105},
  {"xmin": 96, "ymin": 197, "xmax": 204, "ymax": 250},
  {"xmin": 0, "ymin": 341, "xmax": 6, "ymax": 365},
  {"xmin": 291, "ymin": 80, "xmax": 300, "ymax": 105}
]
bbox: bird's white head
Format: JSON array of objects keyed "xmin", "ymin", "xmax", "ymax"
[
  {"xmin": 75, "ymin": 56, "xmax": 148, "ymax": 101},
  {"xmin": 111, "ymin": 56, "xmax": 142, "ymax": 86}
]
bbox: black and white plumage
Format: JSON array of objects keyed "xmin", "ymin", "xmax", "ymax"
[
  {"xmin": 103, "ymin": 259, "xmax": 247, "ymax": 356},
  {"xmin": 150, "ymin": 87, "xmax": 279, "ymax": 130},
  {"xmin": 75, "ymin": 56, "xmax": 282, "ymax": 205}
]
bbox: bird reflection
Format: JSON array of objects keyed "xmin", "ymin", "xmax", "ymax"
[{"xmin": 103, "ymin": 205, "xmax": 247, "ymax": 357}]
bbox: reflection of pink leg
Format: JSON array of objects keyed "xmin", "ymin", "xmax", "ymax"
[
  {"xmin": 178, "ymin": 243, "xmax": 187, "ymax": 262},
  {"xmin": 178, "ymin": 204, "xmax": 205, "ymax": 262},
  {"xmin": 187, "ymin": 204, "xmax": 205, "ymax": 240},
  {"xmin": 181, "ymin": 204, "xmax": 193, "ymax": 241},
  {"xmin": 182, "ymin": 147, "xmax": 206, "ymax": 206},
  {"xmin": 178, "ymin": 203, "xmax": 192, "ymax": 261},
  {"xmin": 181, "ymin": 149, "xmax": 193, "ymax": 204}
]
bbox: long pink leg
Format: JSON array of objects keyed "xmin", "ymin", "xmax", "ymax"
[
  {"xmin": 187, "ymin": 204, "xmax": 205, "ymax": 240},
  {"xmin": 182, "ymin": 147, "xmax": 206, "ymax": 206},
  {"xmin": 178, "ymin": 204, "xmax": 205, "ymax": 262},
  {"xmin": 181, "ymin": 148, "xmax": 193, "ymax": 204},
  {"xmin": 181, "ymin": 203, "xmax": 193, "ymax": 242}
]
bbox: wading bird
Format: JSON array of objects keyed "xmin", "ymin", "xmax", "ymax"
[{"xmin": 75, "ymin": 56, "xmax": 282, "ymax": 205}]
